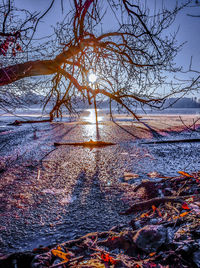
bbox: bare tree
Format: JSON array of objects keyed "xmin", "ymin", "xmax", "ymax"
[{"xmin": 0, "ymin": 0, "xmax": 199, "ymax": 121}]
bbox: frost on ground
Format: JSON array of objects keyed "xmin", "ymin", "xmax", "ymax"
[{"xmin": 0, "ymin": 110, "xmax": 200, "ymax": 267}]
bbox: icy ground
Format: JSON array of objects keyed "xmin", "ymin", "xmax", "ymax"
[{"xmin": 0, "ymin": 109, "xmax": 200, "ymax": 254}]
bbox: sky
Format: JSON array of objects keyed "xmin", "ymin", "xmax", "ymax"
[
  {"xmin": 172, "ymin": 2, "xmax": 200, "ymax": 71},
  {"xmin": 14, "ymin": 0, "xmax": 200, "ymax": 97},
  {"xmin": 14, "ymin": 0, "xmax": 200, "ymax": 69}
]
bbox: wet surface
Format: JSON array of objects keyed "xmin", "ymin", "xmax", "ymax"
[{"xmin": 0, "ymin": 109, "xmax": 200, "ymax": 254}]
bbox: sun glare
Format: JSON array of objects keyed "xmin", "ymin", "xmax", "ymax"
[
  {"xmin": 88, "ymin": 73, "xmax": 97, "ymax": 83},
  {"xmin": 88, "ymin": 109, "xmax": 96, "ymax": 123}
]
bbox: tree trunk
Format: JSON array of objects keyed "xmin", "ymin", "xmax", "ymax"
[
  {"xmin": 94, "ymin": 96, "xmax": 100, "ymax": 140},
  {"xmin": 0, "ymin": 60, "xmax": 57, "ymax": 86}
]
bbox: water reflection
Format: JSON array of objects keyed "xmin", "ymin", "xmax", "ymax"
[
  {"xmin": 82, "ymin": 125, "xmax": 99, "ymax": 141},
  {"xmin": 88, "ymin": 109, "xmax": 96, "ymax": 123},
  {"xmin": 81, "ymin": 109, "xmax": 105, "ymax": 141},
  {"xmin": 81, "ymin": 109, "xmax": 103, "ymax": 124}
]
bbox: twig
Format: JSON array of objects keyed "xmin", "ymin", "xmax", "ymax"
[
  {"xmin": 40, "ymin": 148, "xmax": 57, "ymax": 161},
  {"xmin": 142, "ymin": 138, "xmax": 200, "ymax": 144},
  {"xmin": 179, "ymin": 116, "xmax": 200, "ymax": 132},
  {"xmin": 37, "ymin": 169, "xmax": 40, "ymax": 180},
  {"xmin": 60, "ymin": 231, "xmax": 117, "ymax": 248},
  {"xmin": 121, "ymin": 197, "xmax": 183, "ymax": 215},
  {"xmin": 176, "ymin": 180, "xmax": 187, "ymax": 196},
  {"xmin": 121, "ymin": 194, "xmax": 200, "ymax": 215},
  {"xmin": 49, "ymin": 255, "xmax": 84, "ymax": 268},
  {"xmin": 8, "ymin": 119, "xmax": 51, "ymax": 125}
]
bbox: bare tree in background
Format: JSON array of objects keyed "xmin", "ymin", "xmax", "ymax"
[{"xmin": 0, "ymin": 0, "xmax": 199, "ymax": 121}]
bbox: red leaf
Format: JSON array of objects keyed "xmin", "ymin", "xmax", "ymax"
[
  {"xmin": 110, "ymin": 257, "xmax": 117, "ymax": 264},
  {"xmin": 149, "ymin": 263, "xmax": 158, "ymax": 268},
  {"xmin": 101, "ymin": 252, "xmax": 116, "ymax": 264},
  {"xmin": 196, "ymin": 178, "xmax": 200, "ymax": 183},
  {"xmin": 101, "ymin": 252, "xmax": 109, "ymax": 262},
  {"xmin": 182, "ymin": 203, "xmax": 190, "ymax": 210},
  {"xmin": 152, "ymin": 205, "xmax": 157, "ymax": 212},
  {"xmin": 111, "ymin": 236, "xmax": 118, "ymax": 240},
  {"xmin": 157, "ymin": 208, "xmax": 162, "ymax": 217}
]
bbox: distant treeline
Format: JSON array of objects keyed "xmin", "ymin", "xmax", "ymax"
[
  {"xmin": 163, "ymin": 98, "xmax": 200, "ymax": 108},
  {"xmin": 100, "ymin": 97, "xmax": 200, "ymax": 109},
  {"xmin": 21, "ymin": 92, "xmax": 200, "ymax": 109}
]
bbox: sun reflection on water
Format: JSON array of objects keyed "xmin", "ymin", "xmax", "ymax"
[
  {"xmin": 83, "ymin": 125, "xmax": 98, "ymax": 140},
  {"xmin": 82, "ymin": 109, "xmax": 103, "ymax": 124},
  {"xmin": 81, "ymin": 109, "xmax": 104, "ymax": 140},
  {"xmin": 87, "ymin": 109, "xmax": 97, "ymax": 124}
]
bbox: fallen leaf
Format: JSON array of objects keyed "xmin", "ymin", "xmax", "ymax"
[
  {"xmin": 196, "ymin": 178, "xmax": 200, "ymax": 183},
  {"xmin": 51, "ymin": 249, "xmax": 69, "ymax": 261},
  {"xmin": 101, "ymin": 252, "xmax": 110, "ymax": 262},
  {"xmin": 179, "ymin": 211, "xmax": 190, "ymax": 217},
  {"xmin": 182, "ymin": 203, "xmax": 190, "ymax": 210},
  {"xmin": 149, "ymin": 263, "xmax": 158, "ymax": 268},
  {"xmin": 101, "ymin": 252, "xmax": 117, "ymax": 265},
  {"xmin": 140, "ymin": 212, "xmax": 149, "ymax": 218},
  {"xmin": 111, "ymin": 236, "xmax": 118, "ymax": 241},
  {"xmin": 135, "ymin": 264, "xmax": 141, "ymax": 268},
  {"xmin": 173, "ymin": 211, "xmax": 190, "ymax": 220},
  {"xmin": 178, "ymin": 171, "xmax": 192, "ymax": 177},
  {"xmin": 152, "ymin": 205, "xmax": 157, "ymax": 212}
]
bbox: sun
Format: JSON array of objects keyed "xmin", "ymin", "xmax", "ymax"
[{"xmin": 88, "ymin": 73, "xmax": 97, "ymax": 83}]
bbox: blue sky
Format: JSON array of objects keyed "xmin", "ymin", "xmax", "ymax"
[
  {"xmin": 173, "ymin": 3, "xmax": 200, "ymax": 71},
  {"xmin": 15, "ymin": 0, "xmax": 200, "ymax": 97},
  {"xmin": 15, "ymin": 0, "xmax": 200, "ymax": 70}
]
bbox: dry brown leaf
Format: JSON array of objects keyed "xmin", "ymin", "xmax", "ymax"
[
  {"xmin": 179, "ymin": 211, "xmax": 190, "ymax": 217},
  {"xmin": 178, "ymin": 171, "xmax": 192, "ymax": 177},
  {"xmin": 51, "ymin": 249, "xmax": 70, "ymax": 261},
  {"xmin": 149, "ymin": 252, "xmax": 156, "ymax": 257}
]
